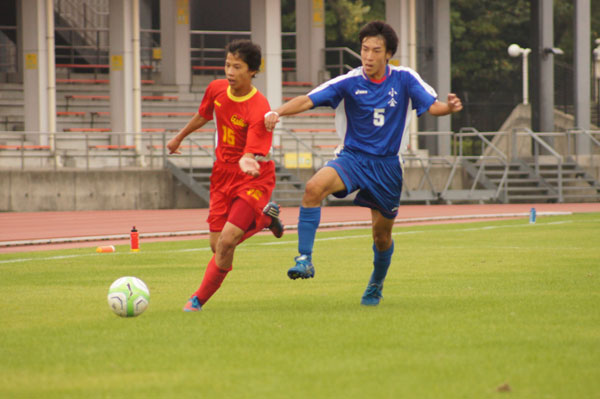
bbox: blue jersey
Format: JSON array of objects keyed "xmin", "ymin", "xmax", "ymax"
[{"xmin": 308, "ymin": 65, "xmax": 437, "ymax": 157}]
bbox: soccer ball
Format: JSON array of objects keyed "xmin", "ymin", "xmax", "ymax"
[{"xmin": 107, "ymin": 276, "xmax": 150, "ymax": 317}]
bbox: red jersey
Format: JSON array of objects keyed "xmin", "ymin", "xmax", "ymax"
[{"xmin": 198, "ymin": 79, "xmax": 272, "ymax": 163}]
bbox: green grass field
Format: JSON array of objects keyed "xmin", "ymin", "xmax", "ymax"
[{"xmin": 1, "ymin": 213, "xmax": 599, "ymax": 398}]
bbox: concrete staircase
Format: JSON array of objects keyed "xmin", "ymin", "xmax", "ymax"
[
  {"xmin": 0, "ymin": 78, "xmax": 332, "ymax": 205},
  {"xmin": 465, "ymin": 159, "xmax": 600, "ymax": 203},
  {"xmin": 0, "ymin": 82, "xmax": 24, "ymax": 131},
  {"xmin": 168, "ymin": 162, "xmax": 306, "ymax": 207}
]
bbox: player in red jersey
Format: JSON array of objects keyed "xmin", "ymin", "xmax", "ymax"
[{"xmin": 167, "ymin": 40, "xmax": 284, "ymax": 312}]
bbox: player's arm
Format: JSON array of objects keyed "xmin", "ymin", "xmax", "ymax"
[
  {"xmin": 264, "ymin": 95, "xmax": 314, "ymax": 131},
  {"xmin": 167, "ymin": 113, "xmax": 209, "ymax": 154},
  {"xmin": 243, "ymin": 110, "xmax": 273, "ymax": 177},
  {"xmin": 239, "ymin": 153, "xmax": 260, "ymax": 177},
  {"xmin": 428, "ymin": 93, "xmax": 463, "ymax": 116}
]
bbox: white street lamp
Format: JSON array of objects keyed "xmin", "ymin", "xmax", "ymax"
[{"xmin": 508, "ymin": 43, "xmax": 532, "ymax": 105}]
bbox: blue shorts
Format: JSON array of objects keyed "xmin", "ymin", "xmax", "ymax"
[{"xmin": 326, "ymin": 148, "xmax": 403, "ymax": 219}]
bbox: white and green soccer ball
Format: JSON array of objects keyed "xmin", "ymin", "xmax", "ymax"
[{"xmin": 107, "ymin": 276, "xmax": 150, "ymax": 317}]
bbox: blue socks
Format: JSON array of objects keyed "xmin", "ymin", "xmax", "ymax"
[
  {"xmin": 297, "ymin": 206, "xmax": 394, "ymax": 286},
  {"xmin": 368, "ymin": 240, "xmax": 394, "ymax": 286},
  {"xmin": 298, "ymin": 206, "xmax": 321, "ymax": 259}
]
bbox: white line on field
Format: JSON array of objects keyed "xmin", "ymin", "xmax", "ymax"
[
  {"xmin": 0, "ymin": 253, "xmax": 99, "ymax": 264},
  {"xmin": 0, "ymin": 218, "xmax": 581, "ymax": 265},
  {"xmin": 0, "ymin": 211, "xmax": 573, "ymax": 248}
]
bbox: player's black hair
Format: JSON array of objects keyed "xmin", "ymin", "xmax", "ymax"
[
  {"xmin": 225, "ymin": 39, "xmax": 262, "ymax": 72},
  {"xmin": 358, "ymin": 20, "xmax": 398, "ymax": 56}
]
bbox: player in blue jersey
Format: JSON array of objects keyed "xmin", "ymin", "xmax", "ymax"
[{"xmin": 264, "ymin": 21, "xmax": 462, "ymax": 306}]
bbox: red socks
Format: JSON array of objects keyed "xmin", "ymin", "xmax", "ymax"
[
  {"xmin": 192, "ymin": 206, "xmax": 272, "ymax": 306},
  {"xmin": 193, "ymin": 255, "xmax": 232, "ymax": 305}
]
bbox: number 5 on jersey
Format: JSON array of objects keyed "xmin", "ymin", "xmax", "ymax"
[
  {"xmin": 222, "ymin": 125, "xmax": 235, "ymax": 145},
  {"xmin": 373, "ymin": 108, "xmax": 385, "ymax": 127}
]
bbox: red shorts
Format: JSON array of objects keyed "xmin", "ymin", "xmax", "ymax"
[{"xmin": 207, "ymin": 160, "xmax": 276, "ymax": 232}]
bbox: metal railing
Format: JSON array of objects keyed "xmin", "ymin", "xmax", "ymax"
[
  {"xmin": 3, "ymin": 129, "xmax": 599, "ymax": 204},
  {"xmin": 54, "ymin": 26, "xmax": 109, "ymax": 65},
  {"xmin": 273, "ymin": 127, "xmax": 329, "ymax": 178},
  {"xmin": 54, "ymin": 26, "xmax": 159, "ymax": 68},
  {"xmin": 457, "ymin": 127, "xmax": 508, "ymax": 159},
  {"xmin": 190, "ymin": 30, "xmax": 297, "ymax": 73},
  {"xmin": 0, "ymin": 25, "xmax": 365, "ymax": 83},
  {"xmin": 0, "ymin": 26, "xmax": 17, "ymax": 76},
  {"xmin": 514, "ymin": 128, "xmax": 564, "ymax": 202},
  {"xmin": 55, "ymin": 0, "xmax": 109, "ymax": 44},
  {"xmin": 456, "ymin": 128, "xmax": 510, "ymax": 200},
  {"xmin": 0, "ymin": 130, "xmax": 215, "ymax": 171},
  {"xmin": 55, "ymin": 0, "xmax": 109, "ymax": 26},
  {"xmin": 567, "ymin": 129, "xmax": 600, "ymax": 181},
  {"xmin": 323, "ymin": 47, "xmax": 361, "ymax": 77},
  {"xmin": 51, "ymin": 28, "xmax": 299, "ymax": 76},
  {"xmin": 0, "ymin": 25, "xmax": 17, "ymax": 72}
]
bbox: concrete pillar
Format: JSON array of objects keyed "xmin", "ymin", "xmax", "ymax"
[
  {"xmin": 109, "ymin": 0, "xmax": 134, "ymax": 145},
  {"xmin": 574, "ymin": 0, "xmax": 591, "ymax": 154},
  {"xmin": 416, "ymin": 0, "xmax": 451, "ymax": 155},
  {"xmin": 416, "ymin": 0, "xmax": 434, "ymax": 141},
  {"xmin": 21, "ymin": 0, "xmax": 49, "ymax": 143},
  {"xmin": 251, "ymin": 0, "xmax": 282, "ymax": 110},
  {"xmin": 387, "ymin": 0, "xmax": 419, "ymax": 152},
  {"xmin": 385, "ymin": 0, "xmax": 409, "ymax": 67},
  {"xmin": 433, "ymin": 0, "xmax": 451, "ymax": 155},
  {"xmin": 295, "ymin": 0, "xmax": 325, "ymax": 85},
  {"xmin": 159, "ymin": 0, "xmax": 191, "ymax": 89},
  {"xmin": 530, "ymin": 0, "xmax": 555, "ymax": 134},
  {"xmin": 16, "ymin": 0, "xmax": 23, "ymax": 83},
  {"xmin": 46, "ymin": 0, "xmax": 57, "ymax": 146}
]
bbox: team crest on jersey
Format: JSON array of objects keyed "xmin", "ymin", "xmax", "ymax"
[
  {"xmin": 230, "ymin": 114, "xmax": 248, "ymax": 128},
  {"xmin": 246, "ymin": 188, "xmax": 263, "ymax": 200},
  {"xmin": 388, "ymin": 88, "xmax": 398, "ymax": 107}
]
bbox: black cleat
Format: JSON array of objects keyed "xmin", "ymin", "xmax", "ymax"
[{"xmin": 263, "ymin": 202, "xmax": 284, "ymax": 238}]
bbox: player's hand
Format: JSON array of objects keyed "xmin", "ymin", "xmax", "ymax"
[
  {"xmin": 166, "ymin": 137, "xmax": 182, "ymax": 154},
  {"xmin": 239, "ymin": 156, "xmax": 260, "ymax": 177},
  {"xmin": 447, "ymin": 93, "xmax": 463, "ymax": 113},
  {"xmin": 264, "ymin": 111, "xmax": 280, "ymax": 131}
]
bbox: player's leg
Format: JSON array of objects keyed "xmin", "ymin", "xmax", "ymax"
[
  {"xmin": 288, "ymin": 166, "xmax": 346, "ymax": 279},
  {"xmin": 361, "ymin": 209, "xmax": 395, "ymax": 306},
  {"xmin": 184, "ymin": 199, "xmax": 249, "ymax": 312},
  {"xmin": 350, "ymin": 156, "xmax": 402, "ymax": 306},
  {"xmin": 183, "ymin": 221, "xmax": 244, "ymax": 312},
  {"xmin": 209, "ymin": 232, "xmax": 220, "ymax": 253},
  {"xmin": 236, "ymin": 161, "xmax": 283, "ymax": 242},
  {"xmin": 302, "ymin": 166, "xmax": 346, "ymax": 207},
  {"xmin": 215, "ymin": 222, "xmax": 245, "ymax": 266},
  {"xmin": 206, "ymin": 180, "xmax": 228, "ymax": 255},
  {"xmin": 236, "ymin": 202, "xmax": 283, "ymax": 244}
]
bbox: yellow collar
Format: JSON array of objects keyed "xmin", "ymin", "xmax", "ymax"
[{"xmin": 227, "ymin": 85, "xmax": 257, "ymax": 102}]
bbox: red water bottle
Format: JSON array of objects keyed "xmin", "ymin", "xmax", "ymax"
[{"xmin": 130, "ymin": 226, "xmax": 140, "ymax": 252}]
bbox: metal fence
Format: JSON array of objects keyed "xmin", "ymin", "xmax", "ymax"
[{"xmin": 2, "ymin": 129, "xmax": 599, "ymax": 204}]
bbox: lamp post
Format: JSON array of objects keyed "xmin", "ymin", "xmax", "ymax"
[
  {"xmin": 594, "ymin": 38, "xmax": 600, "ymax": 126},
  {"xmin": 508, "ymin": 43, "xmax": 532, "ymax": 105},
  {"xmin": 594, "ymin": 38, "xmax": 600, "ymax": 103}
]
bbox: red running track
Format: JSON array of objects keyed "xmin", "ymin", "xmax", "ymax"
[{"xmin": 0, "ymin": 203, "xmax": 598, "ymax": 253}]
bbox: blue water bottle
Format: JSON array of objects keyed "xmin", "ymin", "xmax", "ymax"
[{"xmin": 529, "ymin": 207, "xmax": 536, "ymax": 224}]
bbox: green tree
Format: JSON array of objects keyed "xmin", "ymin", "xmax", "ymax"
[
  {"xmin": 325, "ymin": 0, "xmax": 384, "ymax": 48},
  {"xmin": 450, "ymin": 0, "xmax": 530, "ymax": 101},
  {"xmin": 450, "ymin": 0, "xmax": 600, "ymax": 130}
]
